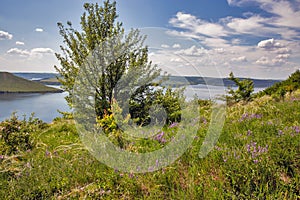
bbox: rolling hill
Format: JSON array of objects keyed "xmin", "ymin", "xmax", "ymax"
[{"xmin": 0, "ymin": 72, "xmax": 62, "ymax": 93}]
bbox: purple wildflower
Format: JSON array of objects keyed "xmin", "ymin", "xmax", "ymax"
[
  {"xmin": 0, "ymin": 155, "xmax": 4, "ymax": 159},
  {"xmin": 293, "ymin": 126, "xmax": 300, "ymax": 134},
  {"xmin": 169, "ymin": 122, "xmax": 179, "ymax": 128},
  {"xmin": 45, "ymin": 150, "xmax": 50, "ymax": 157},
  {"xmin": 247, "ymin": 130, "xmax": 252, "ymax": 136},
  {"xmin": 154, "ymin": 131, "xmax": 166, "ymax": 143},
  {"xmin": 128, "ymin": 173, "xmax": 134, "ymax": 179},
  {"xmin": 253, "ymin": 159, "xmax": 259, "ymax": 164}
]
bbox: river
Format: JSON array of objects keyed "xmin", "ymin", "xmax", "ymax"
[{"xmin": 0, "ymin": 85, "xmax": 265, "ymax": 123}]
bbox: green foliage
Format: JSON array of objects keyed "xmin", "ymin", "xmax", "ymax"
[
  {"xmin": 256, "ymin": 69, "xmax": 300, "ymax": 99},
  {"xmin": 55, "ymin": 1, "xmax": 161, "ymax": 121},
  {"xmin": 129, "ymin": 86, "xmax": 183, "ymax": 126},
  {"xmin": 0, "ymin": 113, "xmax": 46, "ymax": 155},
  {"xmin": 1, "ymin": 95, "xmax": 300, "ymax": 199},
  {"xmin": 226, "ymin": 72, "xmax": 254, "ymax": 104}
]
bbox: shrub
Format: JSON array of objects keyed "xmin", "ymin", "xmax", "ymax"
[{"xmin": 0, "ymin": 113, "xmax": 47, "ymax": 155}]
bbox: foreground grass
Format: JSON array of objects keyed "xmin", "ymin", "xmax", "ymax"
[{"xmin": 0, "ymin": 93, "xmax": 299, "ymax": 199}]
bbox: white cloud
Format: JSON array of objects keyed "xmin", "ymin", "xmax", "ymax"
[
  {"xmin": 170, "ymin": 58, "xmax": 182, "ymax": 62},
  {"xmin": 275, "ymin": 48, "xmax": 291, "ymax": 54},
  {"xmin": 31, "ymin": 48, "xmax": 54, "ymax": 54},
  {"xmin": 35, "ymin": 28, "xmax": 44, "ymax": 32},
  {"xmin": 161, "ymin": 44, "xmax": 170, "ymax": 48},
  {"xmin": 16, "ymin": 41, "xmax": 25, "ymax": 45},
  {"xmin": 0, "ymin": 30, "xmax": 13, "ymax": 40},
  {"xmin": 172, "ymin": 44, "xmax": 181, "ymax": 48},
  {"xmin": 174, "ymin": 45, "xmax": 207, "ymax": 56},
  {"xmin": 169, "ymin": 12, "xmax": 229, "ymax": 38},
  {"xmin": 231, "ymin": 56, "xmax": 247, "ymax": 62},
  {"xmin": 7, "ymin": 47, "xmax": 54, "ymax": 57},
  {"xmin": 164, "ymin": 0, "xmax": 300, "ymax": 78},
  {"xmin": 275, "ymin": 54, "xmax": 290, "ymax": 59},
  {"xmin": 255, "ymin": 55, "xmax": 288, "ymax": 66},
  {"xmin": 257, "ymin": 38, "xmax": 283, "ymax": 49},
  {"xmin": 7, "ymin": 48, "xmax": 30, "ymax": 57},
  {"xmin": 226, "ymin": 15, "xmax": 269, "ymax": 35}
]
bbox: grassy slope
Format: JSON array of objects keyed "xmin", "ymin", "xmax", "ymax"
[
  {"xmin": 0, "ymin": 72, "xmax": 61, "ymax": 93},
  {"xmin": 0, "ymin": 92, "xmax": 299, "ymax": 199}
]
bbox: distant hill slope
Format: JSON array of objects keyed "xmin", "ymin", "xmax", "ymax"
[{"xmin": 0, "ymin": 72, "xmax": 62, "ymax": 93}]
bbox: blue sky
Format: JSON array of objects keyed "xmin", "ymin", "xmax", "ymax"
[{"xmin": 0, "ymin": 0, "xmax": 300, "ymax": 79}]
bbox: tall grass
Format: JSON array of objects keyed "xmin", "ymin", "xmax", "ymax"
[{"xmin": 0, "ymin": 92, "xmax": 299, "ymax": 199}]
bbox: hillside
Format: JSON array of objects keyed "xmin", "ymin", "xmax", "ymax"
[
  {"xmin": 0, "ymin": 72, "xmax": 62, "ymax": 93},
  {"xmin": 0, "ymin": 91, "xmax": 299, "ymax": 199}
]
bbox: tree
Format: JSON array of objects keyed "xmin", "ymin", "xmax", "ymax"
[
  {"xmin": 227, "ymin": 72, "xmax": 254, "ymax": 103},
  {"xmin": 55, "ymin": 0, "xmax": 182, "ymax": 129},
  {"xmin": 55, "ymin": 1, "xmax": 160, "ymax": 120}
]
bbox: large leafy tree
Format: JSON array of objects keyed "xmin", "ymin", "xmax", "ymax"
[{"xmin": 55, "ymin": 1, "xmax": 160, "ymax": 119}]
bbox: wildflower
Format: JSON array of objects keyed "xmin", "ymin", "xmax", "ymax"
[
  {"xmin": 278, "ymin": 130, "xmax": 284, "ymax": 136},
  {"xmin": 293, "ymin": 126, "xmax": 300, "ymax": 134},
  {"xmin": 247, "ymin": 130, "xmax": 252, "ymax": 136},
  {"xmin": 0, "ymin": 155, "xmax": 4, "ymax": 159},
  {"xmin": 136, "ymin": 166, "xmax": 141, "ymax": 172},
  {"xmin": 128, "ymin": 173, "xmax": 134, "ymax": 179},
  {"xmin": 45, "ymin": 150, "xmax": 50, "ymax": 157},
  {"xmin": 169, "ymin": 122, "xmax": 178, "ymax": 128},
  {"xmin": 215, "ymin": 146, "xmax": 221, "ymax": 151},
  {"xmin": 26, "ymin": 162, "xmax": 31, "ymax": 168},
  {"xmin": 154, "ymin": 131, "xmax": 166, "ymax": 143},
  {"xmin": 253, "ymin": 159, "xmax": 259, "ymax": 164}
]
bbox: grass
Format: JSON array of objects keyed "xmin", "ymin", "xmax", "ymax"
[
  {"xmin": 0, "ymin": 91, "xmax": 299, "ymax": 199},
  {"xmin": 0, "ymin": 72, "xmax": 61, "ymax": 93}
]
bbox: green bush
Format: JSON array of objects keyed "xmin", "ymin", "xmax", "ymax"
[{"xmin": 0, "ymin": 113, "xmax": 47, "ymax": 155}]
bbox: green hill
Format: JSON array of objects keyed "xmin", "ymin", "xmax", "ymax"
[{"xmin": 0, "ymin": 72, "xmax": 62, "ymax": 93}]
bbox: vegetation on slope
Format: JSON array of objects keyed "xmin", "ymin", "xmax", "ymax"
[
  {"xmin": 0, "ymin": 90, "xmax": 299, "ymax": 199},
  {"xmin": 0, "ymin": 72, "xmax": 61, "ymax": 93},
  {"xmin": 256, "ymin": 69, "xmax": 300, "ymax": 99}
]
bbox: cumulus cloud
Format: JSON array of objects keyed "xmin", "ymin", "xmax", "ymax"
[
  {"xmin": 172, "ymin": 44, "xmax": 181, "ymax": 48},
  {"xmin": 161, "ymin": 44, "xmax": 170, "ymax": 48},
  {"xmin": 35, "ymin": 28, "xmax": 44, "ymax": 32},
  {"xmin": 275, "ymin": 54, "xmax": 290, "ymax": 59},
  {"xmin": 174, "ymin": 45, "xmax": 207, "ymax": 56},
  {"xmin": 7, "ymin": 48, "xmax": 30, "ymax": 57},
  {"xmin": 275, "ymin": 47, "xmax": 291, "ymax": 54},
  {"xmin": 169, "ymin": 12, "xmax": 229, "ymax": 38},
  {"xmin": 170, "ymin": 58, "xmax": 182, "ymax": 62},
  {"xmin": 164, "ymin": 0, "xmax": 300, "ymax": 78},
  {"xmin": 231, "ymin": 56, "xmax": 247, "ymax": 62},
  {"xmin": 7, "ymin": 47, "xmax": 54, "ymax": 57},
  {"xmin": 16, "ymin": 41, "xmax": 25, "ymax": 45},
  {"xmin": 0, "ymin": 30, "xmax": 13, "ymax": 40},
  {"xmin": 255, "ymin": 55, "xmax": 288, "ymax": 66},
  {"xmin": 257, "ymin": 38, "xmax": 283, "ymax": 49},
  {"xmin": 31, "ymin": 48, "xmax": 54, "ymax": 54}
]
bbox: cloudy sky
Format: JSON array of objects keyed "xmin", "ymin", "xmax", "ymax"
[{"xmin": 0, "ymin": 0, "xmax": 300, "ymax": 79}]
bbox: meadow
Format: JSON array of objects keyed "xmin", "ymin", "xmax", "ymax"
[{"xmin": 0, "ymin": 90, "xmax": 299, "ymax": 199}]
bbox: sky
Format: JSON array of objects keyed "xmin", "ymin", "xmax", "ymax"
[{"xmin": 0, "ymin": 0, "xmax": 300, "ymax": 79}]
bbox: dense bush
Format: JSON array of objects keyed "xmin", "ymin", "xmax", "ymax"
[{"xmin": 0, "ymin": 113, "xmax": 47, "ymax": 155}]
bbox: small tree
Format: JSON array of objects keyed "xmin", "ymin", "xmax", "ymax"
[
  {"xmin": 55, "ymin": 1, "xmax": 160, "ymax": 120},
  {"xmin": 55, "ymin": 0, "xmax": 182, "ymax": 130},
  {"xmin": 227, "ymin": 72, "xmax": 254, "ymax": 103}
]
